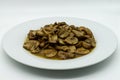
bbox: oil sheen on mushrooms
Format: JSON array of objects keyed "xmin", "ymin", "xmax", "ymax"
[{"xmin": 23, "ymin": 22, "xmax": 96, "ymax": 60}]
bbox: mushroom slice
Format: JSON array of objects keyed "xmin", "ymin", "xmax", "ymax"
[
  {"xmin": 41, "ymin": 49, "xmax": 57, "ymax": 57},
  {"xmin": 39, "ymin": 41, "xmax": 46, "ymax": 47},
  {"xmin": 79, "ymin": 26, "xmax": 93, "ymax": 37},
  {"xmin": 23, "ymin": 40, "xmax": 40, "ymax": 53},
  {"xmin": 57, "ymin": 51, "xmax": 75, "ymax": 59},
  {"xmin": 75, "ymin": 41, "xmax": 82, "ymax": 48},
  {"xmin": 82, "ymin": 41, "xmax": 91, "ymax": 49},
  {"xmin": 85, "ymin": 38, "xmax": 96, "ymax": 47},
  {"xmin": 28, "ymin": 30, "xmax": 37, "ymax": 40},
  {"xmin": 65, "ymin": 37, "xmax": 78, "ymax": 44},
  {"xmin": 72, "ymin": 30, "xmax": 84, "ymax": 37},
  {"xmin": 56, "ymin": 46, "xmax": 69, "ymax": 51},
  {"xmin": 59, "ymin": 30, "xmax": 70, "ymax": 38},
  {"xmin": 36, "ymin": 30, "xmax": 44, "ymax": 36},
  {"xmin": 58, "ymin": 38, "xmax": 65, "ymax": 44},
  {"xmin": 48, "ymin": 34, "xmax": 58, "ymax": 43},
  {"xmin": 68, "ymin": 46, "xmax": 76, "ymax": 53},
  {"xmin": 75, "ymin": 47, "xmax": 90, "ymax": 54}
]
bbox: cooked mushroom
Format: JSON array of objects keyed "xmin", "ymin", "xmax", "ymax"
[
  {"xmin": 85, "ymin": 38, "xmax": 96, "ymax": 47},
  {"xmin": 48, "ymin": 34, "xmax": 58, "ymax": 43},
  {"xmin": 58, "ymin": 38, "xmax": 65, "ymax": 44},
  {"xmin": 65, "ymin": 37, "xmax": 78, "ymax": 44},
  {"xmin": 68, "ymin": 46, "xmax": 76, "ymax": 53},
  {"xmin": 75, "ymin": 41, "xmax": 82, "ymax": 48},
  {"xmin": 36, "ymin": 30, "xmax": 44, "ymax": 36},
  {"xmin": 72, "ymin": 30, "xmax": 84, "ymax": 37},
  {"xmin": 40, "ymin": 49, "xmax": 57, "ymax": 57},
  {"xmin": 57, "ymin": 51, "xmax": 74, "ymax": 59},
  {"xmin": 28, "ymin": 30, "xmax": 37, "ymax": 40},
  {"xmin": 82, "ymin": 41, "xmax": 91, "ymax": 49},
  {"xmin": 23, "ymin": 40, "xmax": 40, "ymax": 53},
  {"xmin": 56, "ymin": 46, "xmax": 69, "ymax": 51},
  {"xmin": 75, "ymin": 47, "xmax": 90, "ymax": 54},
  {"xmin": 79, "ymin": 26, "xmax": 93, "ymax": 37}
]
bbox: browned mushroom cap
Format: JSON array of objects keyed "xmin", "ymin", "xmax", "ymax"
[
  {"xmin": 72, "ymin": 30, "xmax": 84, "ymax": 37},
  {"xmin": 28, "ymin": 30, "xmax": 37, "ymax": 40},
  {"xmin": 40, "ymin": 49, "xmax": 57, "ymax": 57},
  {"xmin": 65, "ymin": 37, "xmax": 78, "ymax": 44},
  {"xmin": 48, "ymin": 34, "xmax": 58, "ymax": 43},
  {"xmin": 82, "ymin": 41, "xmax": 92, "ymax": 49},
  {"xmin": 23, "ymin": 40, "xmax": 40, "ymax": 53},
  {"xmin": 75, "ymin": 47, "xmax": 90, "ymax": 54}
]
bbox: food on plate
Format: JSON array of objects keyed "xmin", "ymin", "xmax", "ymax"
[{"xmin": 23, "ymin": 22, "xmax": 96, "ymax": 60}]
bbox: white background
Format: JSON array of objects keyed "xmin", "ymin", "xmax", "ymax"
[{"xmin": 0, "ymin": 0, "xmax": 120, "ymax": 80}]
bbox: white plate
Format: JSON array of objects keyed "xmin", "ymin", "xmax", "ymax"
[{"xmin": 2, "ymin": 17, "xmax": 117, "ymax": 70}]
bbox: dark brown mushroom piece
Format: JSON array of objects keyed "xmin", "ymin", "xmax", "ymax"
[
  {"xmin": 36, "ymin": 30, "xmax": 44, "ymax": 36},
  {"xmin": 23, "ymin": 40, "xmax": 40, "ymax": 53},
  {"xmin": 28, "ymin": 30, "xmax": 37, "ymax": 40}
]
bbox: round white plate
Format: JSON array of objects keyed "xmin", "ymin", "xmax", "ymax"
[{"xmin": 2, "ymin": 17, "xmax": 117, "ymax": 70}]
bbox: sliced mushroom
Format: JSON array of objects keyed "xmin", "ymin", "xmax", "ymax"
[
  {"xmin": 28, "ymin": 30, "xmax": 37, "ymax": 40},
  {"xmin": 48, "ymin": 34, "xmax": 58, "ymax": 43},
  {"xmin": 85, "ymin": 38, "xmax": 96, "ymax": 47},
  {"xmin": 65, "ymin": 37, "xmax": 78, "ymax": 44},
  {"xmin": 36, "ymin": 30, "xmax": 44, "ymax": 36},
  {"xmin": 57, "ymin": 51, "xmax": 66, "ymax": 59},
  {"xmin": 82, "ymin": 41, "xmax": 91, "ymax": 49},
  {"xmin": 56, "ymin": 46, "xmax": 69, "ymax": 51},
  {"xmin": 68, "ymin": 46, "xmax": 76, "ymax": 53},
  {"xmin": 72, "ymin": 30, "xmax": 84, "ymax": 37},
  {"xmin": 40, "ymin": 49, "xmax": 57, "ymax": 57},
  {"xmin": 39, "ymin": 41, "xmax": 46, "ymax": 47},
  {"xmin": 75, "ymin": 47, "xmax": 90, "ymax": 55},
  {"xmin": 58, "ymin": 38, "xmax": 65, "ymax": 44},
  {"xmin": 23, "ymin": 40, "xmax": 40, "ymax": 53},
  {"xmin": 57, "ymin": 51, "xmax": 74, "ymax": 59},
  {"xmin": 59, "ymin": 30, "xmax": 70, "ymax": 38},
  {"xmin": 75, "ymin": 41, "xmax": 82, "ymax": 48},
  {"xmin": 79, "ymin": 26, "xmax": 93, "ymax": 37}
]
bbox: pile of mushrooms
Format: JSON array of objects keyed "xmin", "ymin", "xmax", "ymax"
[{"xmin": 23, "ymin": 22, "xmax": 96, "ymax": 60}]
